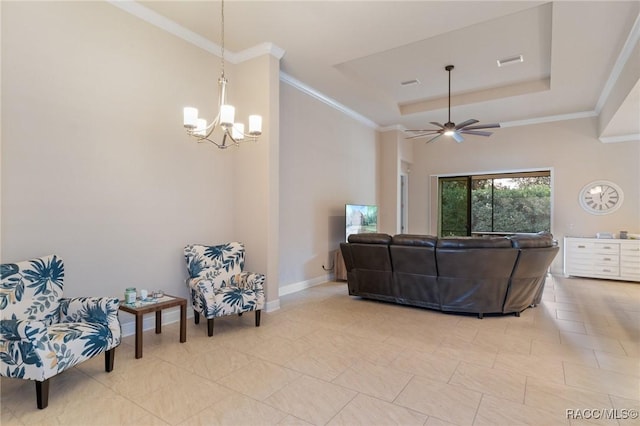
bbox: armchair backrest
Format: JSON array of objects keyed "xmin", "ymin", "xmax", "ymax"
[
  {"xmin": 184, "ymin": 243, "xmax": 245, "ymax": 279},
  {"xmin": 1, "ymin": 255, "xmax": 64, "ymax": 325}
]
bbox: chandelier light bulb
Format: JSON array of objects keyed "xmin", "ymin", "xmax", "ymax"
[
  {"xmin": 183, "ymin": 107, "xmax": 199, "ymax": 129},
  {"xmin": 220, "ymin": 104, "xmax": 235, "ymax": 128},
  {"xmin": 249, "ymin": 115, "xmax": 262, "ymax": 136},
  {"xmin": 195, "ymin": 119, "xmax": 207, "ymax": 136},
  {"xmin": 232, "ymin": 123, "xmax": 245, "ymax": 141}
]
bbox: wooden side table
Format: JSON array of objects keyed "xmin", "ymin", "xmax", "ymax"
[{"xmin": 118, "ymin": 295, "xmax": 187, "ymax": 359}]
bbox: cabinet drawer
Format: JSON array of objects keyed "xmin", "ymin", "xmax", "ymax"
[
  {"xmin": 593, "ymin": 242, "xmax": 619, "ymax": 254},
  {"xmin": 593, "ymin": 265, "xmax": 619, "ymax": 276},
  {"xmin": 621, "ymin": 245, "xmax": 640, "ymax": 258},
  {"xmin": 592, "ymin": 254, "xmax": 618, "ymax": 265},
  {"xmin": 621, "ymin": 253, "xmax": 640, "ymax": 265},
  {"xmin": 621, "ymin": 265, "xmax": 640, "ymax": 278},
  {"xmin": 566, "ymin": 241, "xmax": 594, "ymax": 251}
]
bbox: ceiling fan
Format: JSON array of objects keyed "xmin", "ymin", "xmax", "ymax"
[{"xmin": 405, "ymin": 65, "xmax": 500, "ymax": 144}]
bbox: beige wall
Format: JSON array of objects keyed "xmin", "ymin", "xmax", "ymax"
[
  {"xmin": 1, "ymin": 2, "xmax": 277, "ymax": 321},
  {"xmin": 408, "ymin": 117, "xmax": 640, "ymax": 273},
  {"xmin": 3, "ymin": 1, "xmax": 638, "ymax": 320},
  {"xmin": 377, "ymin": 130, "xmax": 414, "ymax": 235},
  {"xmin": 278, "ymin": 83, "xmax": 377, "ymax": 291},
  {"xmin": 233, "ymin": 54, "xmax": 281, "ymax": 308}
]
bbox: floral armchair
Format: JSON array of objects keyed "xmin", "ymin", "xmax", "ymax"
[
  {"xmin": 183, "ymin": 243, "xmax": 265, "ymax": 336},
  {"xmin": 0, "ymin": 255, "xmax": 121, "ymax": 409}
]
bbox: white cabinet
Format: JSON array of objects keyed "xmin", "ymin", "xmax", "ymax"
[{"xmin": 564, "ymin": 237, "xmax": 640, "ymax": 282}]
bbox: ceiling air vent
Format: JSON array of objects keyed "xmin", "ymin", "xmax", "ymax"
[
  {"xmin": 497, "ymin": 55, "xmax": 523, "ymax": 67},
  {"xmin": 401, "ymin": 79, "xmax": 420, "ymax": 87}
]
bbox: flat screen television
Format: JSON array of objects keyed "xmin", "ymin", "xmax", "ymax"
[{"xmin": 345, "ymin": 204, "xmax": 378, "ymax": 241}]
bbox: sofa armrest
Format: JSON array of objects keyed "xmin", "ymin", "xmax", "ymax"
[
  {"xmin": 59, "ymin": 297, "xmax": 121, "ymax": 345},
  {"xmin": 0, "ymin": 319, "xmax": 57, "ymax": 381},
  {"xmin": 230, "ymin": 272, "xmax": 265, "ymax": 290}
]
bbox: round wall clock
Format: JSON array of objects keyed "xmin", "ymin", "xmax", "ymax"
[{"xmin": 579, "ymin": 180, "xmax": 623, "ymax": 215}]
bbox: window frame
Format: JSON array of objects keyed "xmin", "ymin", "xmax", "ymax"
[{"xmin": 435, "ymin": 168, "xmax": 554, "ymax": 237}]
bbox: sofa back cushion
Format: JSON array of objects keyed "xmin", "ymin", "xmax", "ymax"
[
  {"xmin": 184, "ymin": 243, "xmax": 245, "ymax": 279},
  {"xmin": 437, "ymin": 237, "xmax": 512, "ymax": 249},
  {"xmin": 391, "ymin": 234, "xmax": 437, "ymax": 247},
  {"xmin": 0, "ymin": 255, "xmax": 63, "ymax": 325},
  {"xmin": 390, "ymin": 235, "xmax": 438, "ymax": 275},
  {"xmin": 509, "ymin": 232, "xmax": 555, "ymax": 248},
  {"xmin": 348, "ymin": 233, "xmax": 392, "ymax": 245}
]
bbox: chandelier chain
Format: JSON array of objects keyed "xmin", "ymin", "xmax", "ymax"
[{"xmin": 220, "ymin": 0, "xmax": 225, "ymax": 78}]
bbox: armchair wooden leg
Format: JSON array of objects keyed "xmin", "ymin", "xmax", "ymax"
[
  {"xmin": 207, "ymin": 318, "xmax": 214, "ymax": 337},
  {"xmin": 105, "ymin": 348, "xmax": 115, "ymax": 372},
  {"xmin": 36, "ymin": 379, "xmax": 50, "ymax": 409},
  {"xmin": 255, "ymin": 310, "xmax": 261, "ymax": 327},
  {"xmin": 194, "ymin": 310, "xmax": 200, "ymax": 324}
]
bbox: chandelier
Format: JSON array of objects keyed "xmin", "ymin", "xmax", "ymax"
[{"xmin": 182, "ymin": 0, "xmax": 262, "ymax": 149}]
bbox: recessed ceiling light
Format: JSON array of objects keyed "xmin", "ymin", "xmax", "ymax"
[
  {"xmin": 401, "ymin": 79, "xmax": 420, "ymax": 86},
  {"xmin": 497, "ymin": 55, "xmax": 524, "ymax": 67}
]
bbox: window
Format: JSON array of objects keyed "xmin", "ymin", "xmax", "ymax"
[{"xmin": 439, "ymin": 171, "xmax": 551, "ymax": 236}]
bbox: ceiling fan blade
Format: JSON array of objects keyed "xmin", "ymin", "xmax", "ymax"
[
  {"xmin": 455, "ymin": 119, "xmax": 479, "ymax": 130},
  {"xmin": 405, "ymin": 129, "xmax": 441, "ymax": 133},
  {"xmin": 429, "ymin": 122, "xmax": 445, "ymax": 129},
  {"xmin": 426, "ymin": 134, "xmax": 443, "ymax": 144},
  {"xmin": 460, "ymin": 130, "xmax": 493, "ymax": 137},
  {"xmin": 451, "ymin": 132, "xmax": 464, "ymax": 143},
  {"xmin": 405, "ymin": 131, "xmax": 441, "ymax": 140},
  {"xmin": 462, "ymin": 123, "xmax": 501, "ymax": 130}
]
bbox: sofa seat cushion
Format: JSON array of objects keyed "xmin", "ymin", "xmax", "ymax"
[
  {"xmin": 47, "ymin": 322, "xmax": 113, "ymax": 372},
  {"xmin": 190, "ymin": 282, "xmax": 265, "ymax": 319}
]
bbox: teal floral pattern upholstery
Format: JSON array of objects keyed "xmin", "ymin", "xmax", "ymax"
[
  {"xmin": 0, "ymin": 255, "xmax": 121, "ymax": 408},
  {"xmin": 184, "ymin": 243, "xmax": 265, "ymax": 335}
]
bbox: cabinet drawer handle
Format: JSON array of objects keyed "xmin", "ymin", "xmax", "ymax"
[
  {"xmin": 603, "ymin": 269, "xmax": 611, "ymax": 272},
  {"xmin": 604, "ymin": 258, "xmax": 611, "ymax": 261},
  {"xmin": 577, "ymin": 245, "xmax": 586, "ymax": 248},
  {"xmin": 603, "ymin": 246, "xmax": 612, "ymax": 249}
]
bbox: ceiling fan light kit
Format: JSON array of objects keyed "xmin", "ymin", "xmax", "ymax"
[{"xmin": 405, "ymin": 65, "xmax": 500, "ymax": 144}]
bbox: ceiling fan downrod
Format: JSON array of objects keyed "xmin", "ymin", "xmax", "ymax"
[{"xmin": 445, "ymin": 65, "xmax": 454, "ymax": 125}]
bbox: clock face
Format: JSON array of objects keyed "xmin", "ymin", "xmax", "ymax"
[{"xmin": 579, "ymin": 180, "xmax": 623, "ymax": 215}]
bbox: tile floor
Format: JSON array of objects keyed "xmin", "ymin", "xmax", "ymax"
[{"xmin": 1, "ymin": 275, "xmax": 639, "ymax": 425}]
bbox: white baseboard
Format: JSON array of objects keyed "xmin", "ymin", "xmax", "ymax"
[
  {"xmin": 119, "ymin": 275, "xmax": 333, "ymax": 334},
  {"xmin": 265, "ymin": 299, "xmax": 280, "ymax": 312},
  {"xmin": 278, "ymin": 273, "xmax": 333, "ymax": 297}
]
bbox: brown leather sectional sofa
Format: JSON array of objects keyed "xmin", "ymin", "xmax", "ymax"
[{"xmin": 340, "ymin": 232, "xmax": 558, "ymax": 318}]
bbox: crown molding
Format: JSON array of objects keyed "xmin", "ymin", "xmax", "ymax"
[
  {"xmin": 232, "ymin": 42, "xmax": 286, "ymax": 63},
  {"xmin": 595, "ymin": 12, "xmax": 640, "ymax": 113},
  {"xmin": 280, "ymin": 72, "xmax": 378, "ymax": 129},
  {"xmin": 599, "ymin": 133, "xmax": 640, "ymax": 143},
  {"xmin": 378, "ymin": 125, "xmax": 406, "ymax": 132},
  {"xmin": 499, "ymin": 111, "xmax": 597, "ymax": 128},
  {"xmin": 107, "ymin": 0, "xmax": 221, "ymax": 56},
  {"xmin": 109, "ymin": 0, "xmax": 633, "ymax": 136},
  {"xmin": 107, "ymin": 1, "xmax": 284, "ymax": 62}
]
